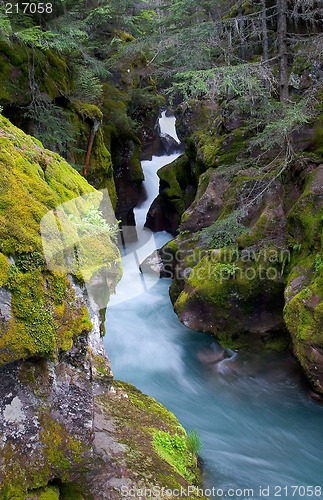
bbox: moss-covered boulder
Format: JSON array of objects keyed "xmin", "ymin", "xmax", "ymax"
[
  {"xmin": 163, "ymin": 159, "xmax": 290, "ymax": 348},
  {"xmin": 0, "ymin": 114, "xmax": 121, "ymax": 364},
  {"xmin": 146, "ymin": 154, "xmax": 199, "ymax": 234},
  {"xmin": 0, "ymin": 40, "xmax": 70, "ymax": 107},
  {"xmin": 174, "ymin": 250, "xmax": 287, "ymax": 349},
  {"xmin": 284, "ymin": 164, "xmax": 323, "ymax": 398},
  {"xmin": 0, "ymin": 358, "xmax": 206, "ymax": 499}
]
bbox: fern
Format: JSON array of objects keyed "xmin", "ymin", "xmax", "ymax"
[
  {"xmin": 0, "ymin": 13, "xmax": 12, "ymax": 40},
  {"xmin": 74, "ymin": 68, "xmax": 103, "ymax": 104},
  {"xmin": 47, "ymin": 27, "xmax": 88, "ymax": 53},
  {"xmin": 24, "ymin": 97, "xmax": 77, "ymax": 153},
  {"xmin": 13, "ymin": 26, "xmax": 58, "ymax": 50}
]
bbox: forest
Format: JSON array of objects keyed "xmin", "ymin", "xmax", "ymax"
[{"xmin": 0, "ymin": 0, "xmax": 323, "ymax": 499}]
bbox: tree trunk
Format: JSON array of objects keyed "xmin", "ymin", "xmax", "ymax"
[
  {"xmin": 260, "ymin": 0, "xmax": 269, "ymax": 62},
  {"xmin": 83, "ymin": 119, "xmax": 100, "ymax": 178},
  {"xmin": 277, "ymin": 0, "xmax": 289, "ymax": 102},
  {"xmin": 260, "ymin": 0, "xmax": 270, "ymax": 90},
  {"xmin": 238, "ymin": 0, "xmax": 247, "ymax": 60}
]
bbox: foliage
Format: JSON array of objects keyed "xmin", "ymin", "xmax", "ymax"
[
  {"xmin": 13, "ymin": 26, "xmax": 58, "ymax": 49},
  {"xmin": 167, "ymin": 63, "xmax": 274, "ymax": 103},
  {"xmin": 198, "ymin": 210, "xmax": 248, "ymax": 249},
  {"xmin": 73, "ymin": 68, "xmax": 103, "ymax": 105},
  {"xmin": 24, "ymin": 97, "xmax": 77, "ymax": 153},
  {"xmin": 0, "ymin": 12, "xmax": 11, "ymax": 39},
  {"xmin": 68, "ymin": 206, "xmax": 120, "ymax": 242},
  {"xmin": 315, "ymin": 254, "xmax": 323, "ymax": 274},
  {"xmin": 83, "ymin": 4, "xmax": 112, "ymax": 31},
  {"xmin": 16, "ymin": 252, "xmax": 45, "ymax": 273},
  {"xmin": 45, "ymin": 26, "xmax": 89, "ymax": 54},
  {"xmin": 152, "ymin": 430, "xmax": 196, "ymax": 480},
  {"xmin": 251, "ymin": 99, "xmax": 313, "ymax": 152},
  {"xmin": 187, "ymin": 429, "xmax": 202, "ymax": 455}
]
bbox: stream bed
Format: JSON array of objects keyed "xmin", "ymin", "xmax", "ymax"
[{"xmin": 104, "ymin": 114, "xmax": 323, "ymax": 500}]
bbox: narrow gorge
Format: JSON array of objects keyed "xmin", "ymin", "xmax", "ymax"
[{"xmin": 0, "ymin": 1, "xmax": 323, "ymax": 500}]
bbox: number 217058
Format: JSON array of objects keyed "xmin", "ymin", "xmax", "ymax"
[{"xmin": 5, "ymin": 3, "xmax": 53, "ymax": 14}]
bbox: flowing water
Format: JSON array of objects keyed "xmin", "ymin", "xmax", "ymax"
[{"xmin": 105, "ymin": 113, "xmax": 323, "ymax": 500}]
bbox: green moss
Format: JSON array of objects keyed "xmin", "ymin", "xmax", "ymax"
[
  {"xmin": 0, "ymin": 252, "xmax": 9, "ymax": 286},
  {"xmin": 22, "ymin": 485, "xmax": 60, "ymax": 500},
  {"xmin": 130, "ymin": 141, "xmax": 144, "ymax": 182},
  {"xmin": 98, "ymin": 381, "xmax": 206, "ymax": 498},
  {"xmin": 0, "ymin": 41, "xmax": 70, "ymax": 106},
  {"xmin": 0, "ymin": 409, "xmax": 91, "ymax": 498},
  {"xmin": 0, "ymin": 267, "xmax": 92, "ymax": 364},
  {"xmin": 40, "ymin": 416, "xmax": 80, "ymax": 474},
  {"xmin": 174, "ymin": 291, "xmax": 190, "ymax": 314},
  {"xmin": 74, "ymin": 100, "xmax": 103, "ymax": 122},
  {"xmin": 91, "ymin": 353, "xmax": 112, "ymax": 379},
  {"xmin": 0, "ymin": 116, "xmax": 123, "ymax": 366},
  {"xmin": 164, "ymin": 239, "xmax": 179, "ymax": 254},
  {"xmin": 174, "ymin": 249, "xmax": 286, "ymax": 347},
  {"xmin": 194, "ymin": 131, "xmax": 221, "ymax": 168},
  {"xmin": 0, "ymin": 115, "xmax": 96, "ymax": 255},
  {"xmin": 69, "ymin": 102, "xmax": 117, "ymax": 209},
  {"xmin": 158, "ymin": 154, "xmax": 195, "ymax": 216},
  {"xmin": 59, "ymin": 483, "xmax": 84, "ymax": 500},
  {"xmin": 192, "ymin": 128, "xmax": 246, "ymax": 169},
  {"xmin": 101, "ymin": 81, "xmax": 136, "ymax": 140},
  {"xmin": 287, "ymin": 168, "xmax": 323, "ymax": 252},
  {"xmin": 152, "ymin": 430, "xmax": 197, "ymax": 482}
]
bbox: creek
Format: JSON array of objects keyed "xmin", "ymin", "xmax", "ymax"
[{"xmin": 104, "ymin": 113, "xmax": 323, "ymax": 500}]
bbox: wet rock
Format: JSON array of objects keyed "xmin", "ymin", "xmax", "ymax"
[
  {"xmin": 160, "ymin": 133, "xmax": 181, "ymax": 155},
  {"xmin": 197, "ymin": 345, "xmax": 229, "ymax": 364},
  {"xmin": 139, "ymin": 250, "xmax": 171, "ymax": 278},
  {"xmin": 0, "ymin": 289, "xmax": 12, "ymax": 321}
]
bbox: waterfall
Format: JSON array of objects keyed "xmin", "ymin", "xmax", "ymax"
[
  {"xmin": 108, "ymin": 114, "xmax": 180, "ymax": 306},
  {"xmin": 158, "ymin": 110, "xmax": 180, "ymax": 144}
]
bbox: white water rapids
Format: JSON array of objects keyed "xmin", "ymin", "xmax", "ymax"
[{"xmin": 105, "ymin": 113, "xmax": 323, "ymax": 500}]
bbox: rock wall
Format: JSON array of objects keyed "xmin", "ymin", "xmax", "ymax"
[
  {"xmin": 155, "ymin": 99, "xmax": 323, "ymax": 399},
  {"xmin": 0, "ymin": 116, "xmax": 206, "ymax": 498}
]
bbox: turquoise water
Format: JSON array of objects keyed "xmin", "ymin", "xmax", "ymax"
[
  {"xmin": 105, "ymin": 277, "xmax": 323, "ymax": 500},
  {"xmin": 105, "ymin": 118, "xmax": 323, "ymax": 500}
]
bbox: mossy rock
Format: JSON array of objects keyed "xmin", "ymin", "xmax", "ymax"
[
  {"xmin": 96, "ymin": 381, "xmax": 207, "ymax": 499},
  {"xmin": 287, "ymin": 165, "xmax": 323, "ymax": 252},
  {"xmin": 0, "ymin": 41, "xmax": 70, "ymax": 106},
  {"xmin": 19, "ymin": 485, "xmax": 60, "ymax": 499},
  {"xmin": 0, "ymin": 115, "xmax": 121, "ymax": 364},
  {"xmin": 157, "ymin": 154, "xmax": 198, "ymax": 216},
  {"xmin": 173, "ymin": 249, "xmax": 287, "ymax": 348},
  {"xmin": 0, "ymin": 114, "xmax": 95, "ymax": 255},
  {"xmin": 70, "ymin": 101, "xmax": 117, "ymax": 209},
  {"xmin": 284, "ymin": 261, "xmax": 323, "ymax": 395}
]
